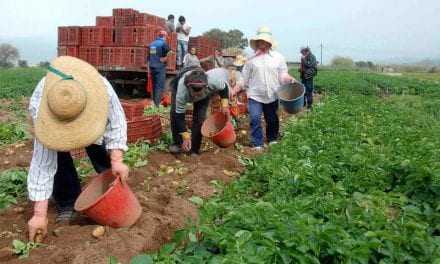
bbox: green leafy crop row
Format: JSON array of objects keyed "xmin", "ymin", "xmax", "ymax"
[{"xmin": 143, "ymin": 71, "xmax": 440, "ymax": 263}]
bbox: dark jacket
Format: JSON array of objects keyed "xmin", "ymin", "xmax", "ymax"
[
  {"xmin": 148, "ymin": 37, "xmax": 170, "ymax": 68},
  {"xmin": 300, "ymin": 53, "xmax": 318, "ymax": 80}
]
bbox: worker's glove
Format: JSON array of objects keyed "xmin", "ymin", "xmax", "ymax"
[
  {"xmin": 181, "ymin": 132, "xmax": 192, "ymax": 152},
  {"xmin": 110, "ymin": 150, "xmax": 129, "ymax": 184},
  {"xmin": 28, "ymin": 200, "xmax": 48, "ymax": 242}
]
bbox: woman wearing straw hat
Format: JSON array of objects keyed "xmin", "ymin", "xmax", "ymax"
[
  {"xmin": 242, "ymin": 26, "xmax": 296, "ymax": 151},
  {"xmin": 26, "ymin": 56, "xmax": 129, "ymax": 242}
]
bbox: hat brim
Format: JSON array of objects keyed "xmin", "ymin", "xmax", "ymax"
[
  {"xmin": 35, "ymin": 56, "xmax": 109, "ymax": 151},
  {"xmin": 250, "ymin": 35, "xmax": 275, "ymax": 51}
]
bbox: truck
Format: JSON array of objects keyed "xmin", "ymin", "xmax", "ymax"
[{"xmin": 57, "ymin": 8, "xmax": 220, "ymax": 98}]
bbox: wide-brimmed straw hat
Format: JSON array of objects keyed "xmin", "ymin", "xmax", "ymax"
[
  {"xmin": 250, "ymin": 26, "xmax": 276, "ymax": 51},
  {"xmin": 233, "ymin": 54, "xmax": 246, "ymax": 67},
  {"xmin": 223, "ymin": 56, "xmax": 246, "ymax": 68},
  {"xmin": 35, "ymin": 56, "xmax": 109, "ymax": 152}
]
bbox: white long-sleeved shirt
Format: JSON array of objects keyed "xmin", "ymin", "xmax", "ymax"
[
  {"xmin": 242, "ymin": 50, "xmax": 289, "ymax": 104},
  {"xmin": 27, "ymin": 76, "xmax": 128, "ymax": 201}
]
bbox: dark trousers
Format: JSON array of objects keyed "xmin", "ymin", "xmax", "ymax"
[
  {"xmin": 150, "ymin": 66, "xmax": 166, "ymax": 106},
  {"xmin": 170, "ymin": 86, "xmax": 209, "ymax": 154},
  {"xmin": 53, "ymin": 144, "xmax": 111, "ymax": 208},
  {"xmin": 248, "ymin": 98, "xmax": 279, "ymax": 147},
  {"xmin": 302, "ymin": 78, "xmax": 314, "ymax": 108}
]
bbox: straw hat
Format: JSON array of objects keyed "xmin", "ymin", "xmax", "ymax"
[
  {"xmin": 233, "ymin": 54, "xmax": 246, "ymax": 67},
  {"xmin": 250, "ymin": 26, "xmax": 276, "ymax": 51},
  {"xmin": 35, "ymin": 56, "xmax": 109, "ymax": 152}
]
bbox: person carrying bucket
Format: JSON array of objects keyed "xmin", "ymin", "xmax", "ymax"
[
  {"xmin": 242, "ymin": 26, "xmax": 296, "ymax": 151},
  {"xmin": 26, "ymin": 56, "xmax": 129, "ymax": 242},
  {"xmin": 168, "ymin": 66, "xmax": 235, "ymax": 155}
]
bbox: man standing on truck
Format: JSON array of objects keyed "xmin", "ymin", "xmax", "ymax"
[
  {"xmin": 176, "ymin": 16, "xmax": 192, "ymax": 70},
  {"xmin": 299, "ymin": 47, "xmax": 318, "ymax": 109},
  {"xmin": 148, "ymin": 30, "xmax": 171, "ymax": 106},
  {"xmin": 27, "ymin": 56, "xmax": 129, "ymax": 242},
  {"xmin": 168, "ymin": 67, "xmax": 231, "ymax": 155},
  {"xmin": 166, "ymin": 14, "xmax": 175, "ymax": 33}
]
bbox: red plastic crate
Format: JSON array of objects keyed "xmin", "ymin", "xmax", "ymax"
[
  {"xmin": 121, "ymin": 99, "xmax": 152, "ymax": 121},
  {"xmin": 67, "ymin": 27, "xmax": 81, "ymax": 45},
  {"xmin": 168, "ymin": 32, "xmax": 177, "ymax": 51},
  {"xmin": 58, "ymin": 26, "xmax": 81, "ymax": 46},
  {"xmin": 134, "ymin": 12, "xmax": 150, "ymax": 26},
  {"xmin": 96, "ymin": 16, "xmax": 114, "ymax": 27},
  {"xmin": 115, "ymin": 26, "xmax": 161, "ymax": 47},
  {"xmin": 127, "ymin": 115, "xmax": 162, "ymax": 143},
  {"xmin": 166, "ymin": 52, "xmax": 177, "ymax": 71},
  {"xmin": 81, "ymin": 26, "xmax": 102, "ymax": 46},
  {"xmin": 121, "ymin": 47, "xmax": 146, "ymax": 68},
  {"xmin": 79, "ymin": 47, "xmax": 102, "ymax": 66},
  {"xmin": 58, "ymin": 46, "xmax": 79, "ymax": 57},
  {"xmin": 113, "ymin": 8, "xmax": 135, "ymax": 26},
  {"xmin": 58, "ymin": 27, "xmax": 69, "ymax": 46}
]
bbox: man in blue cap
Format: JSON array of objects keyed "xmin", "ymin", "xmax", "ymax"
[{"xmin": 148, "ymin": 30, "xmax": 171, "ymax": 106}]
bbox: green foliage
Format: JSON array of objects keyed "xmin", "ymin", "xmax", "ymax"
[
  {"xmin": 12, "ymin": 239, "xmax": 42, "ymax": 259},
  {"xmin": 0, "ymin": 169, "xmax": 27, "ymax": 209},
  {"xmin": 139, "ymin": 71, "xmax": 440, "ymax": 263},
  {"xmin": 202, "ymin": 28, "xmax": 248, "ymax": 49},
  {"xmin": 144, "ymin": 105, "xmax": 170, "ymax": 116},
  {"xmin": 0, "ymin": 67, "xmax": 46, "ymax": 98},
  {"xmin": 0, "ymin": 122, "xmax": 29, "ymax": 146},
  {"xmin": 331, "ymin": 56, "xmax": 354, "ymax": 68}
]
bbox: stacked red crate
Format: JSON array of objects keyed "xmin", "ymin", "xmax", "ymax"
[
  {"xmin": 57, "ymin": 8, "xmax": 192, "ymax": 70},
  {"xmin": 127, "ymin": 115, "xmax": 162, "ymax": 143},
  {"xmin": 58, "ymin": 26, "xmax": 81, "ymax": 46},
  {"xmin": 113, "ymin": 8, "xmax": 135, "ymax": 26},
  {"xmin": 120, "ymin": 99, "xmax": 152, "ymax": 121},
  {"xmin": 79, "ymin": 47, "xmax": 102, "ymax": 66},
  {"xmin": 96, "ymin": 16, "xmax": 114, "ymax": 27},
  {"xmin": 57, "ymin": 46, "xmax": 79, "ymax": 57},
  {"xmin": 121, "ymin": 47, "xmax": 146, "ymax": 68}
]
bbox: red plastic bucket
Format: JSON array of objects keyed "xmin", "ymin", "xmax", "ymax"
[
  {"xmin": 74, "ymin": 170, "xmax": 142, "ymax": 228},
  {"xmin": 201, "ymin": 112, "xmax": 236, "ymax": 148}
]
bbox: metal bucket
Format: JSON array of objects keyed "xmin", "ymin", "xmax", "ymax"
[{"xmin": 278, "ymin": 82, "xmax": 305, "ymax": 114}]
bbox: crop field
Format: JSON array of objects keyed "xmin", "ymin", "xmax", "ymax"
[{"xmin": 0, "ymin": 67, "xmax": 439, "ymax": 263}]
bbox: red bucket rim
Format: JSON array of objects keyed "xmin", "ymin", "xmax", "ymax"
[
  {"xmin": 202, "ymin": 112, "xmax": 230, "ymax": 138},
  {"xmin": 74, "ymin": 170, "xmax": 120, "ymax": 212}
]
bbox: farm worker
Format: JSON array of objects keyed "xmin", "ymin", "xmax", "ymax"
[
  {"xmin": 168, "ymin": 67, "xmax": 231, "ymax": 155},
  {"xmin": 27, "ymin": 56, "xmax": 129, "ymax": 242},
  {"xmin": 211, "ymin": 57, "xmax": 245, "ymax": 118},
  {"xmin": 183, "ymin": 47, "xmax": 201, "ymax": 68},
  {"xmin": 176, "ymin": 16, "xmax": 192, "ymax": 69},
  {"xmin": 242, "ymin": 26, "xmax": 296, "ymax": 151},
  {"xmin": 148, "ymin": 30, "xmax": 171, "ymax": 106},
  {"xmin": 299, "ymin": 47, "xmax": 318, "ymax": 109},
  {"xmin": 200, "ymin": 49, "xmax": 225, "ymax": 69},
  {"xmin": 166, "ymin": 14, "xmax": 175, "ymax": 33}
]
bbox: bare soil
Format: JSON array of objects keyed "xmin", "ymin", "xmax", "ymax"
[{"xmin": 0, "ymin": 148, "xmax": 245, "ymax": 264}]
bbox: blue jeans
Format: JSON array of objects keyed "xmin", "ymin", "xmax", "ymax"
[
  {"xmin": 150, "ymin": 66, "xmax": 166, "ymax": 106},
  {"xmin": 248, "ymin": 98, "xmax": 279, "ymax": 147},
  {"xmin": 177, "ymin": 40, "xmax": 188, "ymax": 66},
  {"xmin": 302, "ymin": 78, "xmax": 314, "ymax": 108}
]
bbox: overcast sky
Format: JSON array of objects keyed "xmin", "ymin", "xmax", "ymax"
[{"xmin": 1, "ymin": 0, "xmax": 439, "ymax": 64}]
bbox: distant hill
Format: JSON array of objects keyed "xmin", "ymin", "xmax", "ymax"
[{"xmin": 0, "ymin": 36, "xmax": 57, "ymax": 65}]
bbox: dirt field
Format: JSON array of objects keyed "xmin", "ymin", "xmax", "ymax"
[{"xmin": 0, "ymin": 148, "xmax": 245, "ymax": 263}]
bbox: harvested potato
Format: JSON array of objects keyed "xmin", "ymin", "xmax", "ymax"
[{"xmin": 92, "ymin": 226, "xmax": 105, "ymax": 238}]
